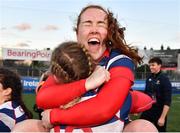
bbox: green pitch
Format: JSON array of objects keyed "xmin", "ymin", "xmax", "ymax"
[{"xmin": 23, "ymin": 94, "xmax": 180, "ymax": 132}]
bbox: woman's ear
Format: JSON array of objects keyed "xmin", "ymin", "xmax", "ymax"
[{"xmin": 3, "ymin": 87, "xmax": 12, "ymax": 96}]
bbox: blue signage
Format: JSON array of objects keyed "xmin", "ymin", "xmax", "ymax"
[
  {"xmin": 21, "ymin": 77, "xmax": 180, "ymax": 94},
  {"xmin": 21, "ymin": 77, "xmax": 39, "ymax": 93},
  {"xmin": 171, "ymin": 81, "xmax": 180, "ymax": 94},
  {"xmin": 132, "ymin": 80, "xmax": 146, "ymax": 91}
]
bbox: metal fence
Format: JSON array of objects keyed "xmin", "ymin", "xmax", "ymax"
[
  {"xmin": 4, "ymin": 66, "xmax": 180, "ymax": 81},
  {"xmin": 5, "ymin": 67, "xmax": 47, "ymax": 78}
]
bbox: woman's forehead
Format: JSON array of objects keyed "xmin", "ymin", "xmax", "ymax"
[{"xmin": 80, "ymin": 8, "xmax": 107, "ymax": 20}]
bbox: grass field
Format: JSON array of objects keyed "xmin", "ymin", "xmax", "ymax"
[{"xmin": 23, "ymin": 94, "xmax": 180, "ymax": 132}]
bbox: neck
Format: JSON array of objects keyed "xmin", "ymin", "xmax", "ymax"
[
  {"xmin": 152, "ymin": 71, "xmax": 161, "ymax": 77},
  {"xmin": 0, "ymin": 98, "xmax": 7, "ymax": 105},
  {"xmin": 96, "ymin": 48, "xmax": 109, "ymax": 63},
  {"xmin": 155, "ymin": 70, "xmax": 161, "ymax": 74}
]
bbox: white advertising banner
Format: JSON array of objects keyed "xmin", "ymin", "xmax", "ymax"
[{"xmin": 2, "ymin": 48, "xmax": 52, "ymax": 61}]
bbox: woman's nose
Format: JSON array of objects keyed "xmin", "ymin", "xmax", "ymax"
[{"xmin": 90, "ymin": 25, "xmax": 98, "ymax": 34}]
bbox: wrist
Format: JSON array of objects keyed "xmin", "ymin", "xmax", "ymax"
[{"xmin": 85, "ymin": 78, "xmax": 91, "ymax": 91}]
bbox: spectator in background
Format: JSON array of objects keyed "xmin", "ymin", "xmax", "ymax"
[
  {"xmin": 0, "ymin": 68, "xmax": 32, "ymax": 132},
  {"xmin": 140, "ymin": 57, "xmax": 172, "ymax": 132}
]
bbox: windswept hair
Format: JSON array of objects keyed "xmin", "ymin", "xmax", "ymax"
[
  {"xmin": 0, "ymin": 68, "xmax": 33, "ymax": 118},
  {"xmin": 74, "ymin": 4, "xmax": 143, "ymax": 66}
]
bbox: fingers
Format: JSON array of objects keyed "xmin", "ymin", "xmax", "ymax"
[
  {"xmin": 41, "ymin": 109, "xmax": 53, "ymax": 129},
  {"xmin": 85, "ymin": 66, "xmax": 110, "ymax": 91},
  {"xmin": 95, "ymin": 65, "xmax": 102, "ymax": 70},
  {"xmin": 105, "ymin": 70, "xmax": 110, "ymax": 82},
  {"xmin": 95, "ymin": 65, "xmax": 110, "ymax": 82},
  {"xmin": 157, "ymin": 121, "xmax": 164, "ymax": 127}
]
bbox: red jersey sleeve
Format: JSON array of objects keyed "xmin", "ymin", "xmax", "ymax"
[
  {"xmin": 50, "ymin": 66, "xmax": 134, "ymax": 126},
  {"xmin": 130, "ymin": 90, "xmax": 155, "ymax": 113},
  {"xmin": 36, "ymin": 75, "xmax": 86, "ymax": 109}
]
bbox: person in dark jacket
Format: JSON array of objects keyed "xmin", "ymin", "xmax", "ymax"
[{"xmin": 140, "ymin": 57, "xmax": 172, "ymax": 132}]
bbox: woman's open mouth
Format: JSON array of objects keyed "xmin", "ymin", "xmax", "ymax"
[{"xmin": 88, "ymin": 38, "xmax": 100, "ymax": 45}]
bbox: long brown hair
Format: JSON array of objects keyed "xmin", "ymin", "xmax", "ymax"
[
  {"xmin": 74, "ymin": 5, "xmax": 143, "ymax": 65},
  {"xmin": 0, "ymin": 68, "xmax": 33, "ymax": 118}
]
